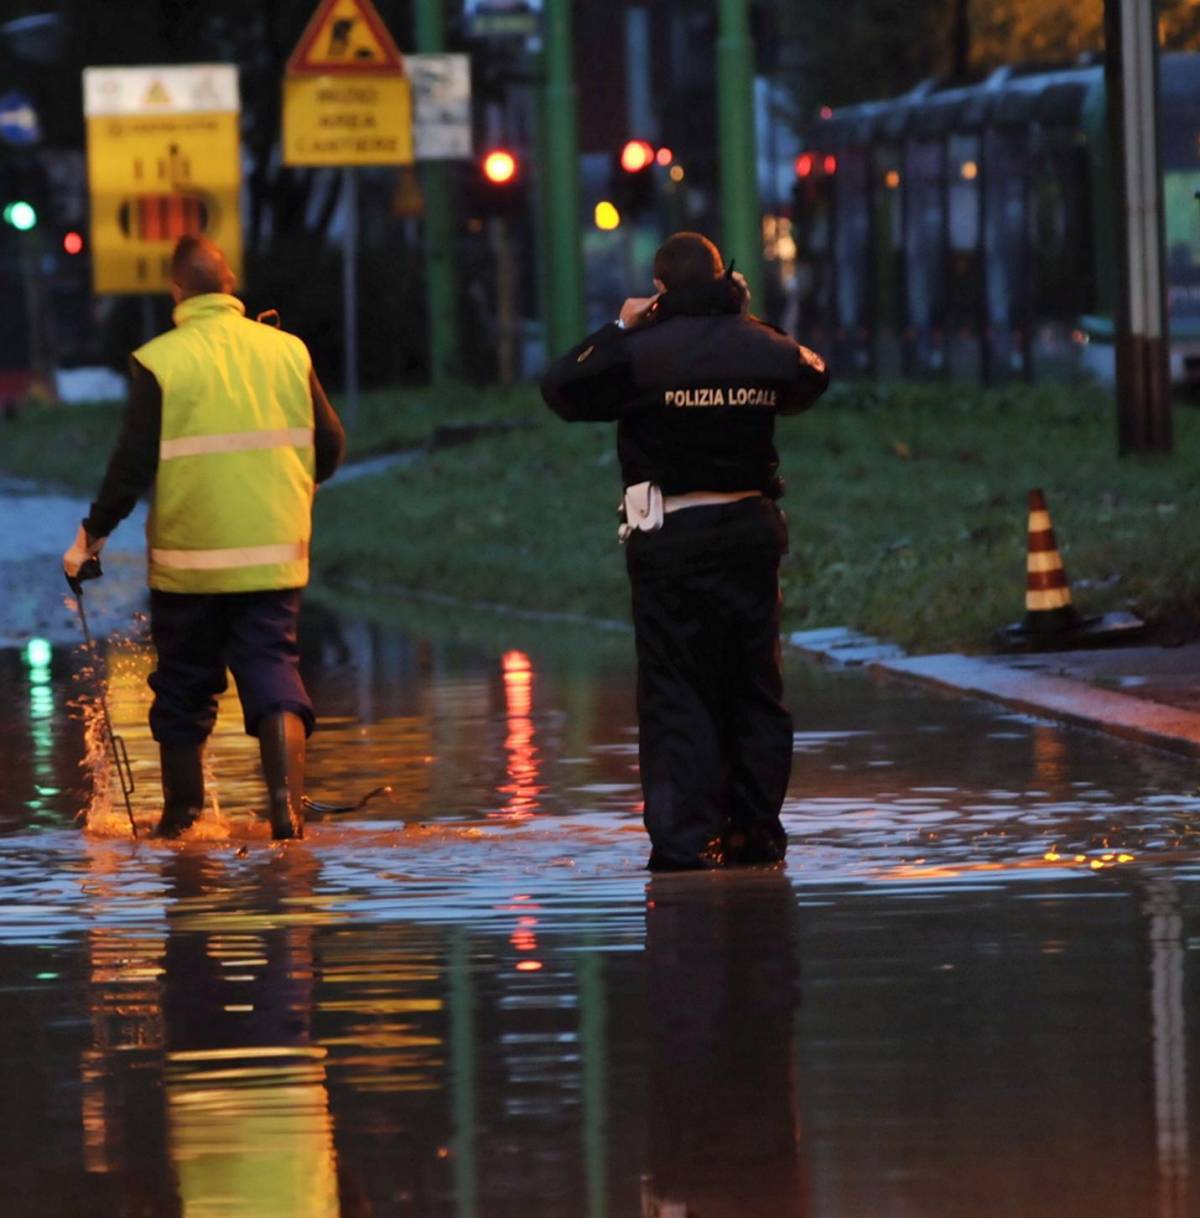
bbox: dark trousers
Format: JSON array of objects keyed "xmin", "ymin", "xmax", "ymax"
[
  {"xmin": 148, "ymin": 588, "xmax": 315, "ymax": 746},
  {"xmin": 626, "ymin": 498, "xmax": 793, "ymax": 869}
]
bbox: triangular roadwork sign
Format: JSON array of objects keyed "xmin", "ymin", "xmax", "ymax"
[
  {"xmin": 286, "ymin": 0, "xmax": 405, "ymax": 76},
  {"xmin": 143, "ymin": 79, "xmax": 173, "ymax": 106}
]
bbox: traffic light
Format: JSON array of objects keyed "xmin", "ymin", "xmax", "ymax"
[
  {"xmin": 482, "ymin": 149, "xmax": 518, "ymax": 186},
  {"xmin": 469, "ymin": 147, "xmax": 525, "ymax": 223},
  {"xmin": 611, "ymin": 140, "xmax": 660, "ymax": 221},
  {"xmin": 62, "ymin": 230, "xmax": 84, "ymax": 255},
  {"xmin": 2, "ymin": 200, "xmax": 37, "ymax": 231}
]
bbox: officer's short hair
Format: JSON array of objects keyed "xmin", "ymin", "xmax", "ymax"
[
  {"xmin": 171, "ymin": 235, "xmax": 235, "ymax": 297},
  {"xmin": 653, "ymin": 232, "xmax": 723, "ymax": 291}
]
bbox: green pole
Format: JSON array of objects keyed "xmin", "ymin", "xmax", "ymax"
[
  {"xmin": 716, "ymin": 0, "xmax": 763, "ymax": 295},
  {"xmin": 415, "ymin": 0, "xmax": 459, "ymax": 384},
  {"xmin": 541, "ymin": 0, "xmax": 586, "ymax": 355},
  {"xmin": 577, "ymin": 946, "xmax": 608, "ymax": 1218}
]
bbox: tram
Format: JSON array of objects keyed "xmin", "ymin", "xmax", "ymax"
[{"xmin": 792, "ymin": 53, "xmax": 1200, "ymax": 388}]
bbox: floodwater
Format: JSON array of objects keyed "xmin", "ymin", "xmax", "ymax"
[{"xmin": 1, "ymin": 603, "xmax": 1198, "ymax": 1218}]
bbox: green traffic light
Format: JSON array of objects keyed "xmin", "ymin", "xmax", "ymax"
[{"xmin": 3, "ymin": 201, "xmax": 37, "ymax": 231}]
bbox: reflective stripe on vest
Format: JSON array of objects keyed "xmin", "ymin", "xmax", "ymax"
[
  {"xmin": 160, "ymin": 426, "xmax": 314, "ymax": 462},
  {"xmin": 150, "ymin": 541, "xmax": 308, "ymax": 571}
]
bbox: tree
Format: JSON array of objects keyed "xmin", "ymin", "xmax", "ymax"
[{"xmin": 779, "ymin": 0, "xmax": 1110, "ymax": 123}]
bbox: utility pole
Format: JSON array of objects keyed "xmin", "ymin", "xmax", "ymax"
[
  {"xmin": 717, "ymin": 0, "xmax": 763, "ymax": 296},
  {"xmin": 1105, "ymin": 0, "xmax": 1172, "ymax": 454},
  {"xmin": 342, "ymin": 166, "xmax": 359, "ymax": 432},
  {"xmin": 540, "ymin": 0, "xmax": 585, "ymax": 357},
  {"xmin": 415, "ymin": 0, "xmax": 459, "ymax": 384}
]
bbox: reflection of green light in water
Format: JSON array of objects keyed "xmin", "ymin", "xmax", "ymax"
[{"xmin": 24, "ymin": 638, "xmax": 52, "ymax": 668}]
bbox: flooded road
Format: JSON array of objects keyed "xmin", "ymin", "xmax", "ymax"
[{"xmin": 1, "ymin": 607, "xmax": 1198, "ymax": 1217}]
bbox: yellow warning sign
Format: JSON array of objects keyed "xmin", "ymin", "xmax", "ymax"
[
  {"xmin": 286, "ymin": 0, "xmax": 404, "ymax": 75},
  {"xmin": 283, "ymin": 74, "xmax": 413, "ymax": 166},
  {"xmin": 84, "ymin": 66, "xmax": 242, "ymax": 295},
  {"xmin": 282, "ymin": 0, "xmax": 411, "ymax": 167}
]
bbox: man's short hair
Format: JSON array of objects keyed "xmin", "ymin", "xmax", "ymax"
[
  {"xmin": 170, "ymin": 235, "xmax": 235, "ymax": 297},
  {"xmin": 653, "ymin": 232, "xmax": 723, "ymax": 291}
]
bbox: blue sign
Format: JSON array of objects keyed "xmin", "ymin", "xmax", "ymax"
[{"xmin": 0, "ymin": 91, "xmax": 40, "ymax": 146}]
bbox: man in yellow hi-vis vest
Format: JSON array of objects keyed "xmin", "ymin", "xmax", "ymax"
[{"xmin": 62, "ymin": 236, "xmax": 345, "ymax": 840}]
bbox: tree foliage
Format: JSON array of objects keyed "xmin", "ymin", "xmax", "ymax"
[{"xmin": 780, "ymin": 0, "xmax": 1200, "ymax": 122}]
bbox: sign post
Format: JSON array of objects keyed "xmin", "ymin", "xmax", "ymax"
[
  {"xmin": 283, "ymin": 0, "xmax": 413, "ymax": 429},
  {"xmin": 83, "ymin": 65, "xmax": 241, "ymax": 296},
  {"xmin": 409, "ymin": 37, "xmax": 473, "ymax": 384}
]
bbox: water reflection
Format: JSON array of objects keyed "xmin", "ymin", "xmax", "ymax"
[
  {"xmin": 162, "ymin": 852, "xmax": 340, "ymax": 1218},
  {"xmin": 2, "ymin": 609, "xmax": 1200, "ymax": 1217},
  {"xmin": 643, "ymin": 873, "xmax": 804, "ymax": 1218},
  {"xmin": 496, "ymin": 650, "xmax": 541, "ymax": 820}
]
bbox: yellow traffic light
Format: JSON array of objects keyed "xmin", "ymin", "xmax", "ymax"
[{"xmin": 594, "ymin": 200, "xmax": 621, "ymax": 230}]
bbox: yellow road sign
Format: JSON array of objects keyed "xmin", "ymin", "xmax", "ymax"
[
  {"xmin": 282, "ymin": 74, "xmax": 413, "ymax": 166},
  {"xmin": 282, "ymin": 0, "xmax": 411, "ymax": 167},
  {"xmin": 84, "ymin": 65, "xmax": 241, "ymax": 296}
]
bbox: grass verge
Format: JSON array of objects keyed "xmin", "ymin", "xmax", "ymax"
[
  {"xmin": 309, "ymin": 379, "xmax": 1200, "ymax": 653},
  {"xmin": 5, "ymin": 379, "xmax": 1199, "ymax": 653},
  {"xmin": 0, "ymin": 382, "xmax": 534, "ymax": 494}
]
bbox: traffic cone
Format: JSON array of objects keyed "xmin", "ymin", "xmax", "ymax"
[
  {"xmin": 997, "ymin": 488, "xmax": 1145, "ymax": 651},
  {"xmin": 1019, "ymin": 488, "xmax": 1080, "ymax": 636}
]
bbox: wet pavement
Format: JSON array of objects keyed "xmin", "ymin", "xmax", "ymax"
[
  {"xmin": 0, "ymin": 476, "xmax": 147, "ymax": 648},
  {"xmin": 1, "ymin": 607, "xmax": 1199, "ymax": 1217}
]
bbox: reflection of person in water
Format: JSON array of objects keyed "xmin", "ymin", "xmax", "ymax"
[
  {"xmin": 160, "ymin": 851, "xmax": 366, "ymax": 1217},
  {"xmin": 642, "ymin": 873, "xmax": 806, "ymax": 1218}
]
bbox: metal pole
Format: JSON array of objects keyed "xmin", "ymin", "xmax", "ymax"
[
  {"xmin": 415, "ymin": 0, "xmax": 459, "ymax": 384},
  {"xmin": 492, "ymin": 215, "xmax": 517, "ymax": 385},
  {"xmin": 717, "ymin": 0, "xmax": 763, "ymax": 295},
  {"xmin": 342, "ymin": 165, "xmax": 360, "ymax": 432},
  {"xmin": 1104, "ymin": 0, "xmax": 1172, "ymax": 454},
  {"xmin": 541, "ymin": 0, "xmax": 585, "ymax": 355}
]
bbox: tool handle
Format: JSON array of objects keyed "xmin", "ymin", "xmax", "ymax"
[{"xmin": 66, "ymin": 556, "xmax": 103, "ymax": 597}]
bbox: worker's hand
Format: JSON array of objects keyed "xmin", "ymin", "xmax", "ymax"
[
  {"xmin": 62, "ymin": 525, "xmax": 105, "ymax": 580},
  {"xmin": 619, "ymin": 294, "xmax": 660, "ymax": 329}
]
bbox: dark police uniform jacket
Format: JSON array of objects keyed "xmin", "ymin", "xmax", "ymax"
[{"xmin": 539, "ymin": 276, "xmax": 829, "ymax": 496}]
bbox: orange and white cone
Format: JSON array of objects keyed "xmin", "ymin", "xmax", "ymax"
[{"xmin": 1019, "ymin": 489, "xmax": 1081, "ymax": 635}]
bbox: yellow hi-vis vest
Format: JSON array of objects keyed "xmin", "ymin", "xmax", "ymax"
[{"xmin": 134, "ymin": 294, "xmax": 317, "ymax": 594}]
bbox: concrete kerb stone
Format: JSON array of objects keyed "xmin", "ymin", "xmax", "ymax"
[{"xmin": 788, "ymin": 628, "xmax": 1200, "ymax": 761}]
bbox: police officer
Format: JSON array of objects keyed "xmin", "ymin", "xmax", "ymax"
[
  {"xmin": 541, "ymin": 232, "xmax": 828, "ymax": 870},
  {"xmin": 62, "ymin": 236, "xmax": 345, "ymax": 840}
]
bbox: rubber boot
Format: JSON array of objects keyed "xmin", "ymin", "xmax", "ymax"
[
  {"xmin": 156, "ymin": 744, "xmax": 205, "ymax": 838},
  {"xmin": 258, "ymin": 710, "xmax": 306, "ymax": 840}
]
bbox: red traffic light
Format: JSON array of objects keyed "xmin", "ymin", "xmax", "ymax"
[
  {"xmin": 482, "ymin": 149, "xmax": 518, "ymax": 185},
  {"xmin": 62, "ymin": 230, "xmax": 84, "ymax": 255},
  {"xmin": 620, "ymin": 139, "xmax": 655, "ymax": 173}
]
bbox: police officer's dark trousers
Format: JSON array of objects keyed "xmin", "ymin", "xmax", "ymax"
[
  {"xmin": 148, "ymin": 588, "xmax": 315, "ymax": 744},
  {"xmin": 626, "ymin": 497, "xmax": 793, "ymax": 869}
]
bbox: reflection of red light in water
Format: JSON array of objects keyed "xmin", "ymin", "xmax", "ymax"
[
  {"xmin": 516, "ymin": 960, "xmax": 543, "ymax": 972},
  {"xmin": 493, "ymin": 651, "xmax": 542, "ymax": 819}
]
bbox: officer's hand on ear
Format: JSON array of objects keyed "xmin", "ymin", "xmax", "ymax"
[
  {"xmin": 731, "ymin": 271, "xmax": 751, "ymax": 312},
  {"xmin": 619, "ymin": 294, "xmax": 660, "ymax": 330},
  {"xmin": 62, "ymin": 525, "xmax": 105, "ymax": 580}
]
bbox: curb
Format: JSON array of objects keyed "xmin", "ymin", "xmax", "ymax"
[{"xmin": 789, "ymin": 627, "xmax": 1200, "ymax": 760}]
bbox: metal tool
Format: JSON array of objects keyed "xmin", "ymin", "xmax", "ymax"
[
  {"xmin": 66, "ymin": 559, "xmax": 137, "ymax": 837},
  {"xmin": 302, "ymin": 786, "xmax": 391, "ymax": 816}
]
